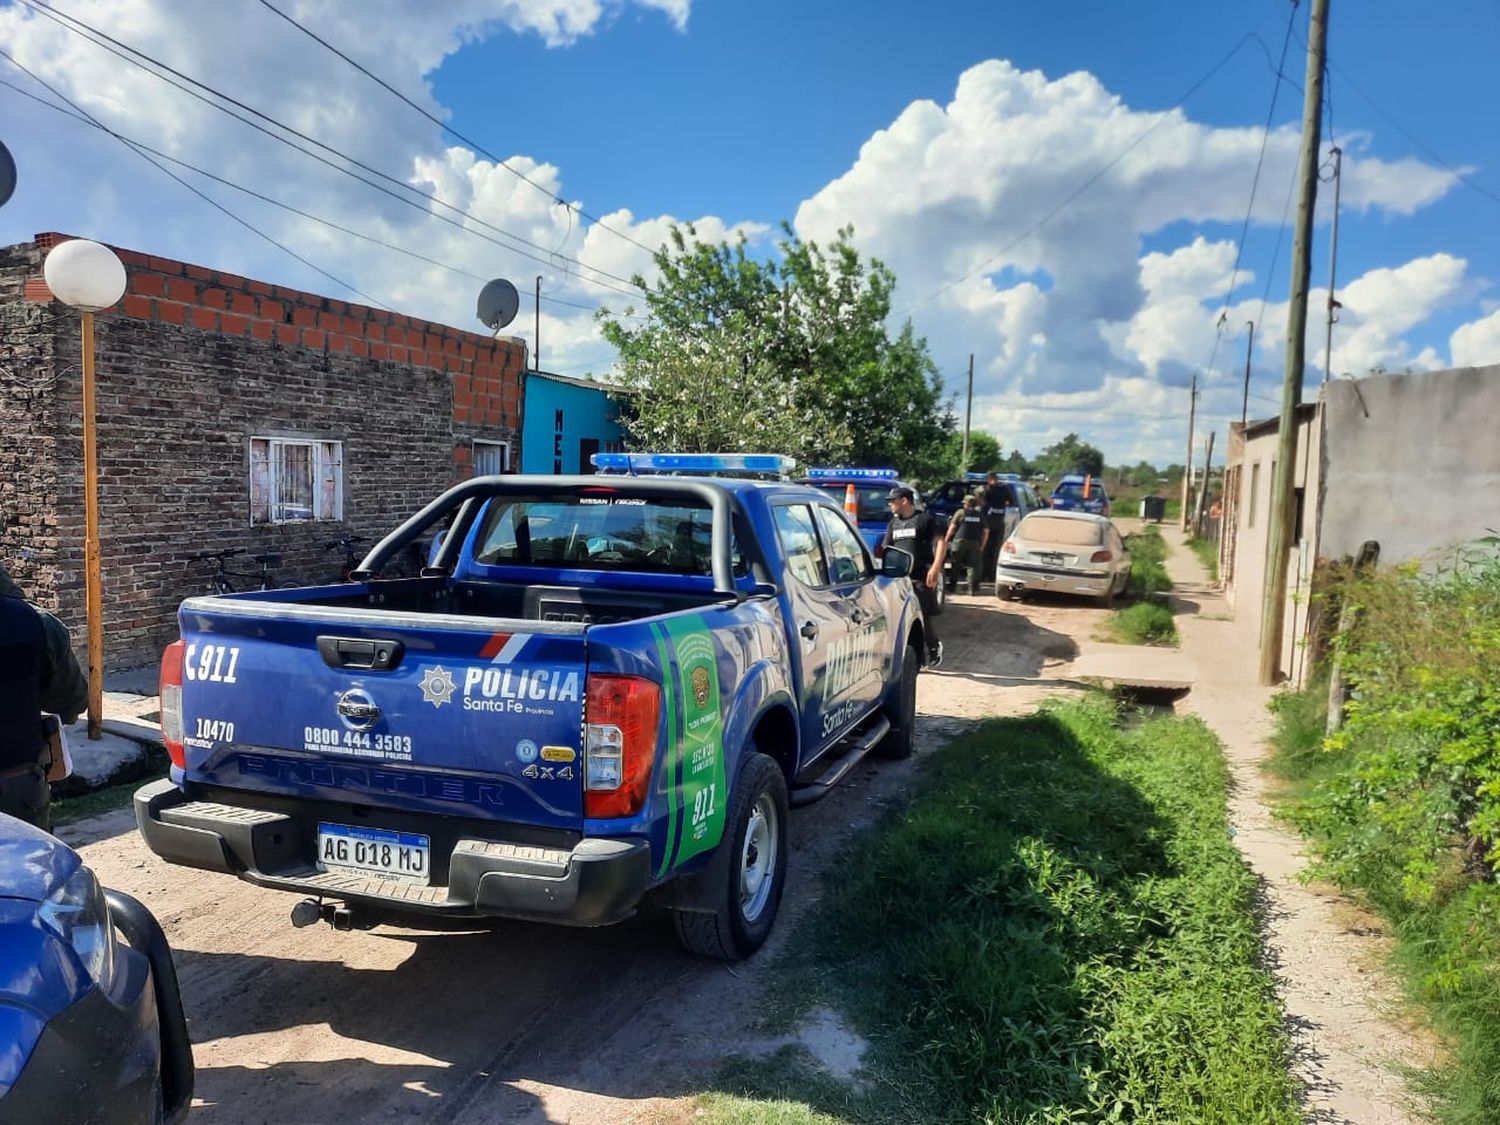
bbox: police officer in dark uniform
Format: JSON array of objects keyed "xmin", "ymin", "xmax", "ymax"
[
  {"xmin": 879, "ymin": 486, "xmax": 948, "ymax": 669},
  {"xmin": 979, "ymin": 472, "xmax": 1011, "ymax": 591},
  {"xmin": 0, "ymin": 563, "xmax": 87, "ymax": 831}
]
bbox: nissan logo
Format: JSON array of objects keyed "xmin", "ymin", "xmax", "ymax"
[{"xmin": 336, "ymin": 688, "xmax": 381, "ymax": 731}]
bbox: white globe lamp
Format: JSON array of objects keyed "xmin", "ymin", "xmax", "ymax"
[{"xmin": 43, "ymin": 238, "xmax": 126, "ymax": 311}]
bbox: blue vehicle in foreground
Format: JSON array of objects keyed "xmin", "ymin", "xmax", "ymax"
[
  {"xmin": 135, "ymin": 458, "xmax": 927, "ymax": 960},
  {"xmin": 796, "ymin": 468, "xmax": 917, "ymax": 555},
  {"xmin": 1049, "ymin": 473, "xmax": 1112, "ymax": 516},
  {"xmin": 0, "ymin": 814, "xmax": 193, "ymax": 1122}
]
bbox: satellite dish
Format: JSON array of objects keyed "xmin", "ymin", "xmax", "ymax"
[
  {"xmin": 0, "ymin": 141, "xmax": 16, "ymax": 210},
  {"xmin": 476, "ymin": 278, "xmax": 520, "ymax": 331}
]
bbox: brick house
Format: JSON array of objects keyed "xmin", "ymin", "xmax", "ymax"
[{"xmin": 1, "ymin": 232, "xmax": 527, "ymax": 669}]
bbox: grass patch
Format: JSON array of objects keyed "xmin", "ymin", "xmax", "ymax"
[
  {"xmin": 51, "ymin": 754, "xmax": 169, "ymax": 827},
  {"xmin": 707, "ymin": 697, "xmax": 1298, "ymax": 1124},
  {"xmin": 1103, "ymin": 601, "xmax": 1179, "ymax": 647},
  {"xmin": 1123, "ymin": 525, "xmax": 1173, "ymax": 600},
  {"xmin": 1187, "ymin": 536, "xmax": 1219, "ymax": 583}
]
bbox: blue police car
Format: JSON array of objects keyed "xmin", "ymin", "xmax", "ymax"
[
  {"xmin": 1049, "ymin": 473, "xmax": 1112, "ymax": 516},
  {"xmin": 797, "ymin": 468, "xmax": 918, "ymax": 554},
  {"xmin": 0, "ymin": 814, "xmax": 193, "ymax": 1122}
]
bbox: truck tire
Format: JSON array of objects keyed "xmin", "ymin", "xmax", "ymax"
[
  {"xmin": 672, "ymin": 752, "xmax": 788, "ymax": 961},
  {"xmin": 876, "ymin": 644, "xmax": 919, "ymax": 760}
]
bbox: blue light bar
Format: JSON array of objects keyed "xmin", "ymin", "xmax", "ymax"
[
  {"xmin": 963, "ymin": 472, "xmax": 989, "ymax": 482},
  {"xmin": 805, "ymin": 467, "xmax": 899, "ymax": 480},
  {"xmin": 998, "ymin": 472, "xmax": 1022, "ymax": 481},
  {"xmin": 590, "ymin": 452, "xmax": 797, "ymax": 475}
]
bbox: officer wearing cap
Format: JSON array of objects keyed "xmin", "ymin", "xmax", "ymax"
[
  {"xmin": 0, "ymin": 563, "xmax": 87, "ymax": 831},
  {"xmin": 879, "ymin": 486, "xmax": 947, "ymax": 669}
]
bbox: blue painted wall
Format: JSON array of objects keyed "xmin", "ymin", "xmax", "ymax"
[{"xmin": 520, "ymin": 371, "xmax": 627, "ymax": 474}]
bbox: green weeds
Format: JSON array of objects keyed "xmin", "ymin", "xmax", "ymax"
[
  {"xmin": 1188, "ymin": 536, "xmax": 1219, "ymax": 583},
  {"xmin": 708, "ymin": 697, "xmax": 1298, "ymax": 1124},
  {"xmin": 1123, "ymin": 526, "xmax": 1172, "ymax": 600},
  {"xmin": 1266, "ymin": 541, "xmax": 1500, "ymax": 1123},
  {"xmin": 1104, "ymin": 602, "xmax": 1178, "ymax": 646}
]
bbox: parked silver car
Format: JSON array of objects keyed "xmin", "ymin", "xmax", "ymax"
[{"xmin": 996, "ymin": 510, "xmax": 1130, "ymax": 605}]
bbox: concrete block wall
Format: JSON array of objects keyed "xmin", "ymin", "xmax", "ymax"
[{"xmin": 5, "ymin": 233, "xmax": 526, "ymax": 668}]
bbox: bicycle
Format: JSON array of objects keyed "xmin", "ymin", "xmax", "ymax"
[
  {"xmin": 192, "ymin": 548, "xmax": 296, "ymax": 594},
  {"xmin": 323, "ymin": 535, "xmax": 370, "ymax": 582}
]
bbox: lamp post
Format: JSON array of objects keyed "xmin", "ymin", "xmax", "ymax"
[{"xmin": 43, "ymin": 239, "xmax": 126, "ymax": 741}]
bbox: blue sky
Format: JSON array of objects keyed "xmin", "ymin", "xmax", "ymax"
[{"xmin": 2, "ymin": 0, "xmax": 1497, "ymax": 464}]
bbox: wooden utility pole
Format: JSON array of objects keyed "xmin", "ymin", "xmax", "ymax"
[
  {"xmin": 1180, "ymin": 372, "xmax": 1197, "ymax": 530},
  {"xmin": 1195, "ymin": 431, "xmax": 1216, "ymax": 534},
  {"xmin": 1260, "ymin": 0, "xmax": 1327, "ymax": 686},
  {"xmin": 1240, "ymin": 321, "xmax": 1255, "ymax": 426},
  {"xmin": 960, "ymin": 353, "xmax": 974, "ymax": 471}
]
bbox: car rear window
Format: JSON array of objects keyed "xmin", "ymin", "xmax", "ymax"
[
  {"xmin": 808, "ymin": 483, "xmax": 893, "ymax": 522},
  {"xmin": 1018, "ymin": 515, "xmax": 1105, "ymax": 546},
  {"xmin": 472, "ymin": 493, "xmax": 743, "ymax": 576},
  {"xmin": 1053, "ymin": 483, "xmax": 1107, "ymax": 502}
]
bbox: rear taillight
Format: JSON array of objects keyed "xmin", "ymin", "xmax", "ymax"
[
  {"xmin": 160, "ymin": 641, "xmax": 186, "ymax": 768},
  {"xmin": 584, "ymin": 674, "xmax": 661, "ymax": 818},
  {"xmin": 1002, "ymin": 541, "xmax": 1016, "ymax": 554},
  {"xmin": 1091, "ymin": 550, "xmax": 1113, "ymax": 563}
]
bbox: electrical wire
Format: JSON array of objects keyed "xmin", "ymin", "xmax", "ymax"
[
  {"xmin": 16, "ymin": 0, "xmax": 651, "ymax": 298},
  {"xmin": 1331, "ymin": 57, "xmax": 1500, "ymax": 209},
  {"xmin": 255, "ymin": 0, "xmax": 662, "ymax": 260},
  {"xmin": 895, "ymin": 14, "xmax": 1295, "ymax": 319},
  {"xmin": 0, "ymin": 47, "xmax": 386, "ymax": 308},
  {"xmin": 0, "ymin": 78, "xmax": 647, "ymax": 324}
]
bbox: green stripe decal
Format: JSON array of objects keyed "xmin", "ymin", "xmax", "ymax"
[
  {"xmin": 652, "ymin": 624, "xmax": 680, "ymax": 878},
  {"xmin": 662, "ymin": 615, "xmax": 728, "ymax": 868}
]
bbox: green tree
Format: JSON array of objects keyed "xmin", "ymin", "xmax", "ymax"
[
  {"xmin": 608, "ymin": 317, "xmax": 847, "ymax": 463},
  {"xmin": 1037, "ymin": 433, "xmax": 1105, "ymax": 478},
  {"xmin": 600, "ymin": 223, "xmax": 953, "ymax": 472}
]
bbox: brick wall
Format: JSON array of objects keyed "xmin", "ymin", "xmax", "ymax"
[{"xmin": 6, "ymin": 233, "xmax": 526, "ymax": 668}]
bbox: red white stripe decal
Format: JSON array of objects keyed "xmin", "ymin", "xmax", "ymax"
[{"xmin": 479, "ymin": 632, "xmax": 530, "ymax": 664}]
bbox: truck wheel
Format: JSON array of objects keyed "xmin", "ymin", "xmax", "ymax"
[
  {"xmin": 672, "ymin": 752, "xmax": 788, "ymax": 961},
  {"xmin": 876, "ymin": 644, "xmax": 919, "ymax": 760}
]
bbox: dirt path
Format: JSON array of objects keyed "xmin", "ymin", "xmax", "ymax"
[
  {"xmin": 1162, "ymin": 532, "xmax": 1435, "ymax": 1125},
  {"xmin": 62, "ymin": 591, "xmax": 1104, "ymax": 1125},
  {"xmin": 64, "ymin": 548, "xmax": 1432, "ymax": 1123}
]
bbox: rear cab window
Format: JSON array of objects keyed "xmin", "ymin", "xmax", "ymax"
[
  {"xmin": 773, "ymin": 504, "xmax": 830, "ymax": 587},
  {"xmin": 471, "ymin": 492, "xmax": 747, "ymax": 576}
]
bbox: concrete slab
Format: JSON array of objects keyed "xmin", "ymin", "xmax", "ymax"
[
  {"xmin": 57, "ymin": 720, "xmax": 157, "ymax": 790},
  {"xmin": 1068, "ymin": 642, "xmax": 1196, "ymax": 690}
]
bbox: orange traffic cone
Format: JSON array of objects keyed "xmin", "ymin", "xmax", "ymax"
[{"xmin": 844, "ymin": 483, "xmax": 859, "ymax": 526}]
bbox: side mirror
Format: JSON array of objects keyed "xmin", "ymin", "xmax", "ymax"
[{"xmin": 881, "ymin": 547, "xmax": 914, "ymax": 578}]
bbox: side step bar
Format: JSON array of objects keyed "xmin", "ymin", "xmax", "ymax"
[{"xmin": 789, "ymin": 716, "xmax": 891, "ymax": 807}]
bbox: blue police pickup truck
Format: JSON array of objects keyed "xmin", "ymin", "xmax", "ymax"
[{"xmin": 135, "ymin": 461, "xmax": 928, "ymax": 960}]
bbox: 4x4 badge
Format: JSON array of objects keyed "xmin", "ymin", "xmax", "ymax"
[{"xmin": 419, "ymin": 666, "xmax": 457, "ymax": 708}]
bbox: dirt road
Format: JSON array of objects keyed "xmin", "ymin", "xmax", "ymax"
[{"xmin": 61, "ymin": 591, "xmax": 1104, "ymax": 1124}]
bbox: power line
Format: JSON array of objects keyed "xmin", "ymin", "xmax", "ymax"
[
  {"xmin": 0, "ymin": 47, "xmax": 386, "ymax": 308},
  {"xmin": 255, "ymin": 0, "xmax": 662, "ymax": 260},
  {"xmin": 895, "ymin": 17, "xmax": 1293, "ymax": 319},
  {"xmin": 1325, "ymin": 55, "xmax": 1500, "ymax": 209},
  {"xmin": 17, "ymin": 0, "xmax": 650, "ymax": 299},
  {"xmin": 0, "ymin": 77, "xmax": 648, "ymax": 324}
]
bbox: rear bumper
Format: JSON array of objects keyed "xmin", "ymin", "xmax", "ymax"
[
  {"xmin": 997, "ymin": 563, "xmax": 1115, "ymax": 598},
  {"xmin": 134, "ymin": 778, "xmax": 650, "ymax": 928}
]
